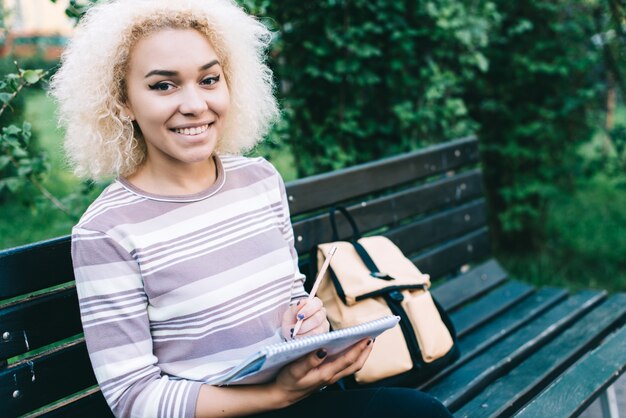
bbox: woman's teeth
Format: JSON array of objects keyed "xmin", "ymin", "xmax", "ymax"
[{"xmin": 174, "ymin": 124, "xmax": 209, "ymax": 136}]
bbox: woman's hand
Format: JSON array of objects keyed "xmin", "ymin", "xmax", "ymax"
[
  {"xmin": 196, "ymin": 338, "xmax": 374, "ymax": 416},
  {"xmin": 281, "ymin": 297, "xmax": 329, "ymax": 340},
  {"xmin": 270, "ymin": 337, "xmax": 374, "ymax": 407}
]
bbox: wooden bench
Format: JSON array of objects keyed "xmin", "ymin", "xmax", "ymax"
[{"xmin": 1, "ymin": 136, "xmax": 624, "ymax": 417}]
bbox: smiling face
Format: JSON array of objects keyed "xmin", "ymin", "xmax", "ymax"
[{"xmin": 123, "ymin": 28, "xmax": 230, "ymax": 176}]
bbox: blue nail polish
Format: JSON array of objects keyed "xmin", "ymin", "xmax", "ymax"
[{"xmin": 297, "ymin": 313, "xmax": 305, "ymax": 320}]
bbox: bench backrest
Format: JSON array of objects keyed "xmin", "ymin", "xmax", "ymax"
[{"xmin": 0, "ymin": 136, "xmax": 486, "ymax": 416}]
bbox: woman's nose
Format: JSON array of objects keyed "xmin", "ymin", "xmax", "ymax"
[{"xmin": 178, "ymin": 86, "xmax": 208, "ymax": 115}]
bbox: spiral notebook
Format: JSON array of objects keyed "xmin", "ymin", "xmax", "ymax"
[{"xmin": 211, "ymin": 315, "xmax": 400, "ymax": 385}]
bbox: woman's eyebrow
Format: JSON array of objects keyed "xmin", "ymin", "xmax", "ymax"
[
  {"xmin": 199, "ymin": 60, "xmax": 220, "ymax": 71},
  {"xmin": 144, "ymin": 69, "xmax": 177, "ymax": 78},
  {"xmin": 144, "ymin": 60, "xmax": 220, "ymax": 78}
]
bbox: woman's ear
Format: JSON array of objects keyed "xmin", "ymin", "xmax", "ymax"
[{"xmin": 121, "ymin": 103, "xmax": 135, "ymax": 121}]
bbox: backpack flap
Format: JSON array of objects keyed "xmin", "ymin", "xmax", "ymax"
[{"xmin": 318, "ymin": 237, "xmax": 430, "ymax": 306}]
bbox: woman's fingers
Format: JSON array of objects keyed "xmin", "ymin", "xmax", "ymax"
[
  {"xmin": 281, "ymin": 300, "xmax": 304, "ymax": 340},
  {"xmin": 275, "ymin": 337, "xmax": 375, "ymax": 402},
  {"xmin": 293, "ymin": 298, "xmax": 327, "ymax": 337},
  {"xmin": 276, "ymin": 346, "xmax": 329, "ymax": 386},
  {"xmin": 295, "ymin": 297, "xmax": 323, "ymax": 321},
  {"xmin": 327, "ymin": 339, "xmax": 374, "ymax": 383},
  {"xmin": 282, "ymin": 298, "xmax": 328, "ymax": 339},
  {"xmin": 295, "ymin": 307, "xmax": 329, "ymax": 336},
  {"xmin": 302, "ymin": 338, "xmax": 374, "ymax": 386}
]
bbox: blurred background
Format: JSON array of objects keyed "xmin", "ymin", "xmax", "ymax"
[{"xmin": 0, "ymin": 0, "xmax": 624, "ymax": 292}]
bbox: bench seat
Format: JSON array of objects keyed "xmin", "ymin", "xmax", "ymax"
[{"xmin": 514, "ymin": 324, "xmax": 626, "ymax": 418}]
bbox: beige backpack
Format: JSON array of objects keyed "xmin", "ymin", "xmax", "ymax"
[{"xmin": 313, "ymin": 207, "xmax": 459, "ymax": 386}]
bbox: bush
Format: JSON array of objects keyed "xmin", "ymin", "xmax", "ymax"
[
  {"xmin": 465, "ymin": 0, "xmax": 603, "ymax": 251},
  {"xmin": 499, "ymin": 177, "xmax": 626, "ymax": 291},
  {"xmin": 0, "ymin": 57, "xmax": 27, "ymax": 127},
  {"xmin": 250, "ymin": 0, "xmax": 500, "ymax": 177},
  {"xmin": 0, "ymin": 58, "xmax": 48, "ymax": 205}
]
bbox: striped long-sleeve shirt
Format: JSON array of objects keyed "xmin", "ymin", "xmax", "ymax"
[{"xmin": 71, "ymin": 156, "xmax": 307, "ymax": 418}]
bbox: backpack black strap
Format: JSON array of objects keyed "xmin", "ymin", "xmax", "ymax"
[
  {"xmin": 329, "ymin": 206, "xmax": 362, "ymax": 241},
  {"xmin": 329, "ymin": 206, "xmax": 393, "ymax": 281}
]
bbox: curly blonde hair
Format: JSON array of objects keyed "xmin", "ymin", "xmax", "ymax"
[{"xmin": 50, "ymin": 0, "xmax": 279, "ymax": 179}]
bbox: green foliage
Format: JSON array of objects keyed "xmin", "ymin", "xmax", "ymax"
[
  {"xmin": 0, "ymin": 0, "xmax": 89, "ymax": 219},
  {"xmin": 610, "ymin": 122, "xmax": 626, "ymax": 172},
  {"xmin": 0, "ymin": 65, "xmax": 50, "ymax": 205},
  {"xmin": 49, "ymin": 0, "xmax": 98, "ymax": 20},
  {"xmin": 0, "ymin": 58, "xmax": 27, "ymax": 127},
  {"xmin": 465, "ymin": 0, "xmax": 603, "ymax": 250},
  {"xmin": 499, "ymin": 176, "xmax": 626, "ymax": 292},
  {"xmin": 246, "ymin": 0, "xmax": 500, "ymax": 176},
  {"xmin": 0, "ymin": 121, "xmax": 49, "ymax": 194},
  {"xmin": 579, "ymin": 120, "xmax": 626, "ymax": 187}
]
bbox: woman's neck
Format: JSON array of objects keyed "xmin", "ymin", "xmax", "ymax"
[{"xmin": 125, "ymin": 156, "xmax": 218, "ymax": 196}]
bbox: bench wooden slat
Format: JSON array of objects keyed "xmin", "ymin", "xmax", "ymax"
[
  {"xmin": 424, "ymin": 290, "xmax": 606, "ymax": 411},
  {"xmin": 454, "ymin": 288, "xmax": 568, "ymax": 368},
  {"xmin": 0, "ymin": 237, "xmax": 73, "ymax": 300},
  {"xmin": 422, "ymin": 287, "xmax": 568, "ymax": 389},
  {"xmin": 431, "ymin": 259, "xmax": 508, "ymax": 311},
  {"xmin": 291, "ymin": 169, "xmax": 484, "ymax": 253},
  {"xmin": 27, "ymin": 387, "xmax": 112, "ymax": 418},
  {"xmin": 513, "ymin": 322, "xmax": 626, "ymax": 418},
  {"xmin": 0, "ymin": 287, "xmax": 81, "ymax": 361},
  {"xmin": 0, "ymin": 340, "xmax": 95, "ymax": 417},
  {"xmin": 413, "ymin": 227, "xmax": 491, "ymax": 279},
  {"xmin": 387, "ymin": 200, "xmax": 487, "ymax": 258},
  {"xmin": 455, "ymin": 293, "xmax": 626, "ymax": 417},
  {"xmin": 449, "ymin": 281, "xmax": 534, "ymax": 338},
  {"xmin": 285, "ymin": 136, "xmax": 479, "ymax": 215}
]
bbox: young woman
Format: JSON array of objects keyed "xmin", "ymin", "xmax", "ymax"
[{"xmin": 51, "ymin": 1, "xmax": 453, "ymax": 417}]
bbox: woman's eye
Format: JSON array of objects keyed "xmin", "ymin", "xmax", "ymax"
[
  {"xmin": 201, "ymin": 75, "xmax": 220, "ymax": 86},
  {"xmin": 148, "ymin": 82, "xmax": 174, "ymax": 91}
]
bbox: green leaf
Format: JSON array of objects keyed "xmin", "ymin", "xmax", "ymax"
[
  {"xmin": 2, "ymin": 177, "xmax": 22, "ymax": 193},
  {"xmin": 21, "ymin": 69, "xmax": 45, "ymax": 85},
  {"xmin": 18, "ymin": 165, "xmax": 32, "ymax": 177},
  {"xmin": 474, "ymin": 52, "xmax": 489, "ymax": 72},
  {"xmin": 12, "ymin": 147, "xmax": 28, "ymax": 158},
  {"xmin": 0, "ymin": 155, "xmax": 11, "ymax": 169},
  {"xmin": 3, "ymin": 125, "xmax": 21, "ymax": 135},
  {"xmin": 0, "ymin": 92, "xmax": 13, "ymax": 104}
]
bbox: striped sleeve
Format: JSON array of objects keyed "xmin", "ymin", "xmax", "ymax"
[
  {"xmin": 71, "ymin": 227, "xmax": 203, "ymax": 418},
  {"xmin": 274, "ymin": 169, "xmax": 307, "ymax": 301}
]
